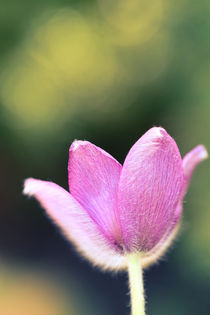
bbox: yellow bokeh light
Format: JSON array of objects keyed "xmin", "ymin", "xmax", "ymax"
[
  {"xmin": 0, "ymin": 9, "xmax": 119, "ymax": 131},
  {"xmin": 0, "ymin": 266, "xmax": 71, "ymax": 315},
  {"xmin": 0, "ymin": 5, "xmax": 170, "ymax": 133},
  {"xmin": 98, "ymin": 0, "xmax": 166, "ymax": 46}
]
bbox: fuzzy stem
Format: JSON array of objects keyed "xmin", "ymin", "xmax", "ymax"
[{"xmin": 127, "ymin": 253, "xmax": 145, "ymax": 315}]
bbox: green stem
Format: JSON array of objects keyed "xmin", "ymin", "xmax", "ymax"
[{"xmin": 127, "ymin": 253, "xmax": 145, "ymax": 315}]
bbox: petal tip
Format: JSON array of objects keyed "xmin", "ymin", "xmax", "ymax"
[
  {"xmin": 23, "ymin": 178, "xmax": 38, "ymax": 196},
  {"xmin": 197, "ymin": 145, "xmax": 208, "ymax": 160},
  {"xmin": 149, "ymin": 126, "xmax": 165, "ymax": 138},
  {"xmin": 70, "ymin": 140, "xmax": 89, "ymax": 152},
  {"xmin": 145, "ymin": 127, "xmax": 170, "ymax": 146}
]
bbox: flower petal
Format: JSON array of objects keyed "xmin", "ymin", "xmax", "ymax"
[
  {"xmin": 165, "ymin": 146, "xmax": 208, "ymax": 236},
  {"xmin": 141, "ymin": 222, "xmax": 181, "ymax": 268},
  {"xmin": 23, "ymin": 178, "xmax": 126, "ymax": 271},
  {"xmin": 182, "ymin": 145, "xmax": 208, "ymax": 196},
  {"xmin": 141, "ymin": 145, "xmax": 208, "ymax": 266},
  {"xmin": 68, "ymin": 141, "xmax": 122, "ymax": 248},
  {"xmin": 118, "ymin": 127, "xmax": 184, "ymax": 252}
]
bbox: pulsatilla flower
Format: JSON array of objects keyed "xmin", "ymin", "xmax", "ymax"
[{"xmin": 24, "ymin": 127, "xmax": 207, "ymax": 271}]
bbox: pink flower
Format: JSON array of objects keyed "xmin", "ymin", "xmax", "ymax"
[{"xmin": 23, "ymin": 127, "xmax": 207, "ymax": 270}]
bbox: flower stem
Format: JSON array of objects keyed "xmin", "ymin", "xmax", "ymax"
[{"xmin": 127, "ymin": 253, "xmax": 145, "ymax": 315}]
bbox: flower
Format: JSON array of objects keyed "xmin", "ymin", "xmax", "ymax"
[{"xmin": 23, "ymin": 127, "xmax": 207, "ymax": 271}]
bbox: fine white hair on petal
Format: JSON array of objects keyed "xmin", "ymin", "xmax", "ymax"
[
  {"xmin": 141, "ymin": 223, "xmax": 181, "ymax": 269},
  {"xmin": 197, "ymin": 145, "xmax": 208, "ymax": 159},
  {"xmin": 23, "ymin": 178, "xmax": 127, "ymax": 272},
  {"xmin": 150, "ymin": 127, "xmax": 164, "ymax": 138},
  {"xmin": 70, "ymin": 140, "xmax": 121, "ymax": 163},
  {"xmin": 23, "ymin": 178, "xmax": 41, "ymax": 196},
  {"xmin": 71, "ymin": 140, "xmax": 88, "ymax": 151}
]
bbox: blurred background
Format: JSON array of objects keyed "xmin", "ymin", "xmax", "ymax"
[{"xmin": 0, "ymin": 0, "xmax": 210, "ymax": 314}]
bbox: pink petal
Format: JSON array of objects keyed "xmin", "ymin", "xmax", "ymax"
[
  {"xmin": 141, "ymin": 145, "xmax": 208, "ymax": 265},
  {"xmin": 141, "ymin": 221, "xmax": 181, "ymax": 268},
  {"xmin": 169, "ymin": 145, "xmax": 208, "ymax": 229},
  {"xmin": 23, "ymin": 178, "xmax": 126, "ymax": 271},
  {"xmin": 68, "ymin": 141, "xmax": 123, "ymax": 248},
  {"xmin": 118, "ymin": 127, "xmax": 184, "ymax": 252},
  {"xmin": 182, "ymin": 145, "xmax": 208, "ymax": 196}
]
